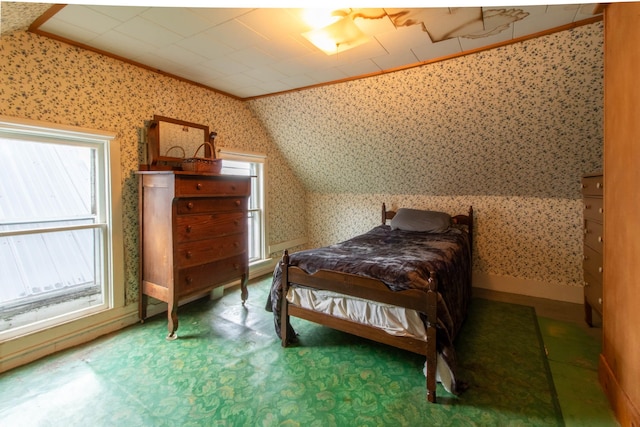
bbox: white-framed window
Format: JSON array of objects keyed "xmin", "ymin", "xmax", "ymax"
[
  {"xmin": 0, "ymin": 116, "xmax": 119, "ymax": 341},
  {"xmin": 218, "ymin": 148, "xmax": 267, "ymax": 265}
]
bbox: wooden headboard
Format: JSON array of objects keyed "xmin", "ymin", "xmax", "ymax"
[{"xmin": 381, "ymin": 203, "xmax": 474, "ymax": 255}]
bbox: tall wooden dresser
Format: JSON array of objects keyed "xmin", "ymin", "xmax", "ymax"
[
  {"xmin": 582, "ymin": 172, "xmax": 603, "ymax": 326},
  {"xmin": 138, "ymin": 171, "xmax": 250, "ymax": 339}
]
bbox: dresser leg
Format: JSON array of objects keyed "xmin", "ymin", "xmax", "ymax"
[
  {"xmin": 584, "ymin": 297, "xmax": 594, "ymax": 327},
  {"xmin": 240, "ymin": 272, "xmax": 249, "ymax": 304},
  {"xmin": 167, "ymin": 301, "xmax": 178, "ymax": 340}
]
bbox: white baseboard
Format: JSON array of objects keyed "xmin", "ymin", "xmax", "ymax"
[{"xmin": 472, "ymin": 272, "xmax": 583, "ymax": 304}]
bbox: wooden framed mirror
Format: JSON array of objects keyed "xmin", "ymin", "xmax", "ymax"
[{"xmin": 142, "ymin": 115, "xmax": 210, "ymax": 170}]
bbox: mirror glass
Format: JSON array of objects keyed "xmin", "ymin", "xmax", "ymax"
[{"xmin": 143, "ymin": 115, "xmax": 209, "ymax": 170}]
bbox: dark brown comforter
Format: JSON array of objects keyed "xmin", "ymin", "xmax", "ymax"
[{"xmin": 266, "ymin": 224, "xmax": 472, "ymax": 394}]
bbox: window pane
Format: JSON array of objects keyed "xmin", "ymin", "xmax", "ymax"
[
  {"xmin": 0, "ymin": 139, "xmax": 96, "ymax": 232},
  {"xmin": 0, "ymin": 228, "xmax": 103, "ymax": 332},
  {"xmin": 0, "ymin": 131, "xmax": 108, "ymax": 338}
]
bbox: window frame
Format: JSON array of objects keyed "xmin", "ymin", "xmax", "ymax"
[
  {"xmin": 217, "ymin": 148, "xmax": 268, "ymax": 267},
  {"xmin": 0, "ymin": 116, "xmax": 122, "ymax": 343}
]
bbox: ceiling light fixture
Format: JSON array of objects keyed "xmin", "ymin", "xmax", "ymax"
[{"xmin": 301, "ymin": 9, "xmax": 371, "ymax": 55}]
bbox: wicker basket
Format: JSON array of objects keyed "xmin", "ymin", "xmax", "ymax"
[{"xmin": 181, "ymin": 142, "xmax": 222, "ymax": 174}]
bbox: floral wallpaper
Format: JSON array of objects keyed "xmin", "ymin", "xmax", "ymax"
[
  {"xmin": 1, "ymin": 20, "xmax": 603, "ymax": 303},
  {"xmin": 0, "ymin": 30, "xmax": 307, "ymax": 305},
  {"xmin": 250, "ymin": 22, "xmax": 604, "ymax": 292}
]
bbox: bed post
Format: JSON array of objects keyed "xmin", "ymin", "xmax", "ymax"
[
  {"xmin": 280, "ymin": 250, "xmax": 290, "ymax": 347},
  {"xmin": 426, "ymin": 271, "xmax": 438, "ymax": 403},
  {"xmin": 381, "ymin": 203, "xmax": 387, "ymax": 225}
]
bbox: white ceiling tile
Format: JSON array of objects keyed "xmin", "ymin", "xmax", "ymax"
[
  {"xmin": 375, "ymin": 24, "xmax": 431, "ymax": 53},
  {"xmin": 174, "ymin": 33, "xmax": 234, "ymax": 60},
  {"xmin": 39, "ymin": 18, "xmax": 100, "ymax": 43},
  {"xmin": 337, "ymin": 59, "xmax": 381, "ymax": 76},
  {"xmin": 257, "ymin": 81, "xmax": 292, "ymax": 93},
  {"xmin": 140, "ymin": 7, "xmax": 213, "ymax": 38},
  {"xmin": 280, "ymin": 74, "xmax": 317, "ymax": 88},
  {"xmin": 114, "ymin": 16, "xmax": 182, "ymax": 49},
  {"xmin": 371, "ymin": 50, "xmax": 419, "ymax": 71},
  {"xmin": 242, "ymin": 66, "xmax": 289, "ymax": 83},
  {"xmin": 204, "ymin": 18, "xmax": 269, "ymax": 50},
  {"xmin": 134, "ymin": 51, "xmax": 185, "ymax": 73},
  {"xmin": 306, "ymin": 66, "xmax": 349, "ymax": 84},
  {"xmin": 412, "ymin": 37, "xmax": 462, "ymax": 62},
  {"xmin": 90, "ymin": 30, "xmax": 156, "ymax": 59},
  {"xmin": 576, "ymin": 4, "xmax": 602, "ymax": 20},
  {"xmin": 202, "ymin": 56, "xmax": 250, "ymax": 76},
  {"xmin": 254, "ymin": 35, "xmax": 313, "ymax": 60},
  {"xmin": 87, "ymin": 5, "xmax": 149, "ymax": 22},
  {"xmin": 228, "ymin": 46, "xmax": 276, "ymax": 67},
  {"xmin": 46, "ymin": 5, "xmax": 121, "ymax": 35},
  {"xmin": 459, "ymin": 24, "xmax": 514, "ymax": 51},
  {"xmin": 150, "ymin": 44, "xmax": 207, "ymax": 67},
  {"xmin": 236, "ymin": 8, "xmax": 308, "ymax": 40},
  {"xmin": 352, "ymin": 10, "xmax": 395, "ymax": 36},
  {"xmin": 187, "ymin": 8, "xmax": 254, "ymax": 27}
]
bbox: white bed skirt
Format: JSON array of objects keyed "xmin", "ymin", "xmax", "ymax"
[{"xmin": 286, "ymin": 286, "xmax": 454, "ymax": 393}]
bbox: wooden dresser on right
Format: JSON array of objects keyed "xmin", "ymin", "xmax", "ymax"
[{"xmin": 581, "ymin": 171, "xmax": 603, "ymax": 326}]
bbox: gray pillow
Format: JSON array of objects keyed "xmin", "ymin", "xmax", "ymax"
[{"xmin": 390, "ymin": 208, "xmax": 451, "ymax": 233}]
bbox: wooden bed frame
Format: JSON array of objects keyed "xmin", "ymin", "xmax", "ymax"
[{"xmin": 279, "ymin": 204, "xmax": 473, "ymax": 403}]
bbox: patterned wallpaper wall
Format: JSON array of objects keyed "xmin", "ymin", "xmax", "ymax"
[
  {"xmin": 0, "ymin": 30, "xmax": 307, "ymax": 304},
  {"xmin": 250, "ymin": 22, "xmax": 604, "ymax": 291},
  {"xmin": 1, "ymin": 21, "xmax": 604, "ymax": 301}
]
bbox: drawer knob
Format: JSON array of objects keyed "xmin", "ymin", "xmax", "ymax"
[
  {"xmin": 186, "ymin": 251, "xmax": 192, "ymax": 259},
  {"xmin": 187, "ymin": 202, "xmax": 194, "ymax": 210},
  {"xmin": 598, "ymin": 266, "xmax": 603, "ymax": 273},
  {"xmin": 196, "ymin": 183, "xmax": 202, "ymax": 190},
  {"xmin": 186, "ymin": 276, "xmax": 193, "ymax": 284},
  {"xmin": 235, "ymin": 200, "xmax": 241, "ymax": 207},
  {"xmin": 231, "ymin": 185, "xmax": 236, "ymax": 191},
  {"xmin": 186, "ymin": 225, "xmax": 192, "ymax": 233},
  {"xmin": 598, "ymin": 208, "xmax": 603, "ymax": 214},
  {"xmin": 234, "ymin": 263, "xmax": 240, "ymax": 270},
  {"xmin": 584, "ymin": 204, "xmax": 591, "ymax": 210},
  {"xmin": 598, "ymin": 236, "xmax": 603, "ymax": 243},
  {"xmin": 584, "ymin": 281, "xmax": 589, "ymax": 287},
  {"xmin": 598, "ymin": 298, "xmax": 602, "ymax": 305},
  {"xmin": 596, "ymin": 182, "xmax": 603, "ymax": 189},
  {"xmin": 234, "ymin": 220, "xmax": 239, "ymax": 226},
  {"xmin": 234, "ymin": 241, "xmax": 239, "ymax": 247}
]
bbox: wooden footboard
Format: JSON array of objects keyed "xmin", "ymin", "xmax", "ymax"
[{"xmin": 279, "ymin": 251, "xmax": 440, "ymax": 403}]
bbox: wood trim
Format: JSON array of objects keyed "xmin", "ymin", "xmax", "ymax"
[
  {"xmin": 599, "ymin": 355, "xmax": 640, "ymax": 426},
  {"xmin": 27, "ymin": 6, "xmax": 602, "ymax": 102}
]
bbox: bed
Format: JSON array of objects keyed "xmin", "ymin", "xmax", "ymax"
[{"xmin": 266, "ymin": 204, "xmax": 473, "ymax": 403}]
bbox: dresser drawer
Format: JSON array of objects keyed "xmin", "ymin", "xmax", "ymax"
[
  {"xmin": 583, "ymin": 271, "xmax": 603, "ymax": 310},
  {"xmin": 176, "ymin": 254, "xmax": 247, "ymax": 297},
  {"xmin": 583, "ymin": 244, "xmax": 603, "ymax": 280},
  {"xmin": 176, "ymin": 175, "xmax": 250, "ymax": 197},
  {"xmin": 176, "ymin": 233, "xmax": 247, "ymax": 268},
  {"xmin": 581, "ymin": 175, "xmax": 603, "ymax": 197},
  {"xmin": 584, "ymin": 220, "xmax": 603, "ymax": 252},
  {"xmin": 176, "ymin": 197, "xmax": 247, "ymax": 214},
  {"xmin": 176, "ymin": 211, "xmax": 245, "ymax": 242},
  {"xmin": 583, "ymin": 197, "xmax": 603, "ymax": 222}
]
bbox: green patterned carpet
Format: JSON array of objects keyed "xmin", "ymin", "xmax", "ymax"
[{"xmin": 0, "ymin": 276, "xmax": 563, "ymax": 426}]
